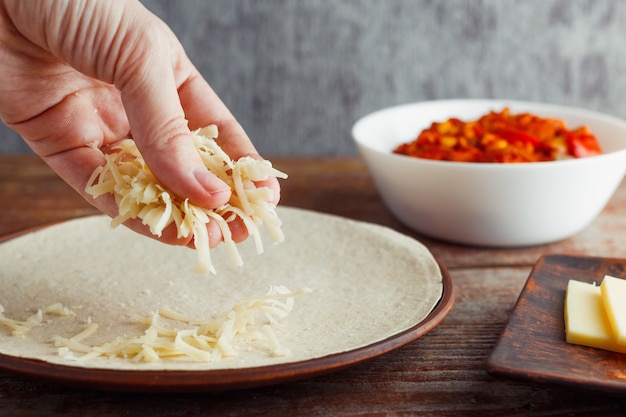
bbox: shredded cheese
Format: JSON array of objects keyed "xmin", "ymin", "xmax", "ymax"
[
  {"xmin": 0, "ymin": 303, "xmax": 75, "ymax": 338},
  {"xmin": 51, "ymin": 286, "xmax": 311, "ymax": 363},
  {"xmin": 85, "ymin": 125, "xmax": 288, "ymax": 274}
]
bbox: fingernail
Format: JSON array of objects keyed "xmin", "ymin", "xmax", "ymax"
[{"xmin": 194, "ymin": 169, "xmax": 230, "ymax": 197}]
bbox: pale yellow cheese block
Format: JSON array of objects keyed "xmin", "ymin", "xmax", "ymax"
[
  {"xmin": 564, "ymin": 280, "xmax": 626, "ymax": 354},
  {"xmin": 600, "ymin": 275, "xmax": 626, "ymax": 345}
]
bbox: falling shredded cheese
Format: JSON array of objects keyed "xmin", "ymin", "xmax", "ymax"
[
  {"xmin": 85, "ymin": 125, "xmax": 288, "ymax": 274},
  {"xmin": 51, "ymin": 286, "xmax": 312, "ymax": 363}
]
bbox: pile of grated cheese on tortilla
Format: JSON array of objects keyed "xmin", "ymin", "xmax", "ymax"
[
  {"xmin": 0, "ymin": 286, "xmax": 311, "ymax": 363},
  {"xmin": 0, "ymin": 125, "xmax": 307, "ymax": 364}
]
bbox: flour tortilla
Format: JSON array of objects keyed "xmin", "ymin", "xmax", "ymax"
[{"xmin": 0, "ymin": 207, "xmax": 443, "ymax": 371}]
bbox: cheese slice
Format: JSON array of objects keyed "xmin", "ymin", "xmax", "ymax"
[
  {"xmin": 600, "ymin": 275, "xmax": 626, "ymax": 345},
  {"xmin": 564, "ymin": 280, "xmax": 626, "ymax": 353}
]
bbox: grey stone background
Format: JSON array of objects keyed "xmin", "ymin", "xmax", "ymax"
[{"xmin": 1, "ymin": 0, "xmax": 625, "ymax": 156}]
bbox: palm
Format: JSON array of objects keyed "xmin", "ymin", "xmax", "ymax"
[
  {"xmin": 0, "ymin": 57, "xmax": 128, "ymax": 162},
  {"xmin": 0, "ymin": 0, "xmax": 280, "ymax": 247}
]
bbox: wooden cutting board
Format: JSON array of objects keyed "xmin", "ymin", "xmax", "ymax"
[{"xmin": 487, "ymin": 254, "xmax": 626, "ymax": 394}]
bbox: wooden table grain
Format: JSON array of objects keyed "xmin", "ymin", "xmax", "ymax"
[{"xmin": 1, "ymin": 155, "xmax": 626, "ymax": 416}]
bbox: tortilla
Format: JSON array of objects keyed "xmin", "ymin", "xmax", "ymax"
[{"xmin": 0, "ymin": 207, "xmax": 443, "ymax": 371}]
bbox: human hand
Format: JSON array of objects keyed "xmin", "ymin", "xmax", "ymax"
[{"xmin": 0, "ymin": 0, "xmax": 280, "ymax": 247}]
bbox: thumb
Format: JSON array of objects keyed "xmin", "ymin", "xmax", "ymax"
[{"xmin": 111, "ymin": 6, "xmax": 231, "ymax": 208}]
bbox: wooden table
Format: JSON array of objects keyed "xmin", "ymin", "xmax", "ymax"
[{"xmin": 1, "ymin": 155, "xmax": 626, "ymax": 416}]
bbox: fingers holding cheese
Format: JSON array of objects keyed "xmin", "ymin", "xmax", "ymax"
[
  {"xmin": 175, "ymin": 70, "xmax": 283, "ymax": 208},
  {"xmin": 87, "ymin": 126, "xmax": 287, "ymax": 274}
]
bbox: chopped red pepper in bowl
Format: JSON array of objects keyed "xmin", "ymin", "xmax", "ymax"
[
  {"xmin": 352, "ymin": 99, "xmax": 626, "ymax": 246},
  {"xmin": 393, "ymin": 108, "xmax": 602, "ymax": 163}
]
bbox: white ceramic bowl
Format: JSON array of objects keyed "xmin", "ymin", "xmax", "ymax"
[{"xmin": 352, "ymin": 99, "xmax": 626, "ymax": 247}]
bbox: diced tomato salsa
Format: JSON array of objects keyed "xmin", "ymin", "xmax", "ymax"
[{"xmin": 393, "ymin": 108, "xmax": 602, "ymax": 163}]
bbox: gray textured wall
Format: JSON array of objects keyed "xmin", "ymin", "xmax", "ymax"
[{"xmin": 1, "ymin": 0, "xmax": 625, "ymax": 156}]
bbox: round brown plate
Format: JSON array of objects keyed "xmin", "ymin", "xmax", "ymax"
[
  {"xmin": 0, "ymin": 261, "xmax": 452, "ymax": 392},
  {"xmin": 0, "ymin": 209, "xmax": 454, "ymax": 392}
]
